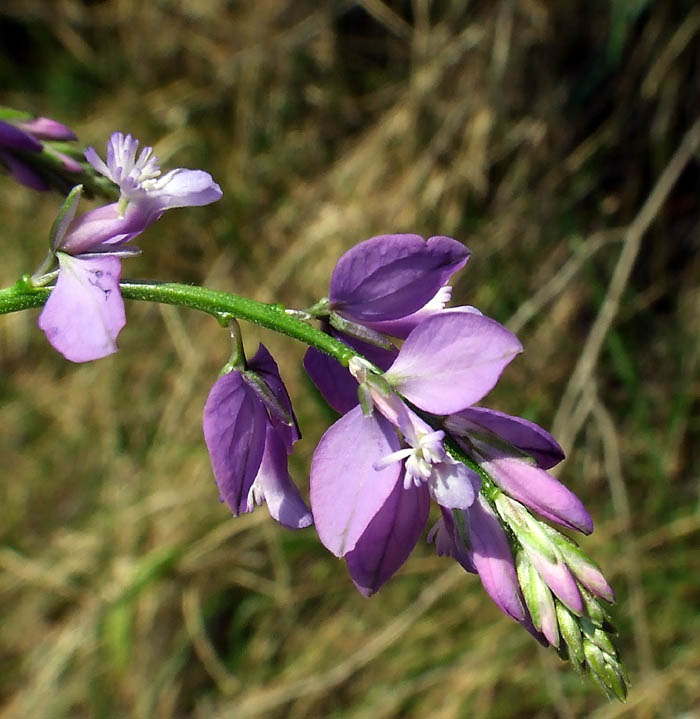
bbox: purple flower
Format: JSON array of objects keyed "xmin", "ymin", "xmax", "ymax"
[
  {"xmin": 311, "ymin": 404, "xmax": 476, "ymax": 596},
  {"xmin": 38, "ymin": 134, "xmax": 222, "ymax": 362},
  {"xmin": 310, "ymin": 310, "xmax": 521, "ymax": 595},
  {"xmin": 304, "ymin": 233, "xmax": 469, "ymax": 413},
  {"xmin": 85, "ymin": 132, "xmax": 222, "ymax": 212},
  {"xmin": 0, "ymin": 115, "xmax": 80, "ymax": 191},
  {"xmin": 203, "ymin": 344, "xmax": 312, "ymax": 529},
  {"xmin": 328, "ymin": 234, "xmax": 470, "ymax": 325}
]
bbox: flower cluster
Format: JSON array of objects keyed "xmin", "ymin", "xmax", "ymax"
[
  {"xmin": 35, "ymin": 132, "xmax": 222, "ymax": 361},
  {"xmin": 203, "ymin": 232, "xmax": 626, "ymax": 698},
  {"xmin": 0, "ymin": 109, "xmax": 81, "ymax": 191},
  {"xmin": 17, "ymin": 123, "xmax": 625, "ymax": 698}
]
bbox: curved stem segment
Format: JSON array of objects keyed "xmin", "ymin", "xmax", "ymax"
[{"xmin": 0, "ymin": 278, "xmax": 358, "ymax": 366}]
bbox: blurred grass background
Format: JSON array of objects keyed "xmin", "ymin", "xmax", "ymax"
[{"xmin": 1, "ymin": 1, "xmax": 699, "ymax": 717}]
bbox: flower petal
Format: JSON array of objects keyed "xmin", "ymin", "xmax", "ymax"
[
  {"xmin": 365, "ymin": 294, "xmax": 481, "ymax": 339},
  {"xmin": 329, "ymin": 234, "xmax": 469, "ymax": 322},
  {"xmin": 203, "ymin": 371, "xmax": 268, "ymax": 516},
  {"xmin": 148, "ymin": 168, "xmax": 223, "ymax": 209},
  {"xmin": 59, "ymin": 202, "xmax": 154, "ymax": 254},
  {"xmin": 38, "ymin": 253, "xmax": 125, "ymax": 362},
  {"xmin": 303, "ymin": 329, "xmax": 398, "ymax": 415},
  {"xmin": 466, "ymin": 496, "xmax": 527, "ymax": 622},
  {"xmin": 428, "ymin": 459, "xmax": 480, "ymax": 509},
  {"xmin": 345, "ymin": 480, "xmax": 430, "ymax": 596},
  {"xmin": 251, "ymin": 425, "xmax": 312, "ymax": 529},
  {"xmin": 310, "ymin": 405, "xmax": 402, "ymax": 557},
  {"xmin": 17, "ymin": 117, "xmax": 77, "ymax": 141},
  {"xmin": 0, "ymin": 120, "xmax": 42, "ymax": 152},
  {"xmin": 485, "ymin": 457, "xmax": 593, "ymax": 534},
  {"xmin": 303, "ymin": 347, "xmax": 360, "ymax": 415},
  {"xmin": 428, "ymin": 507, "xmax": 476, "ymax": 573},
  {"xmin": 449, "ymin": 407, "xmax": 565, "ymax": 469},
  {"xmin": 527, "ymin": 551, "xmax": 584, "ymax": 615},
  {"xmin": 0, "ymin": 149, "xmax": 48, "ymax": 190},
  {"xmin": 385, "ymin": 312, "xmax": 523, "ymax": 414}
]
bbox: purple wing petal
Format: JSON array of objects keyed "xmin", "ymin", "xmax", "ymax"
[
  {"xmin": 467, "ymin": 496, "xmax": 527, "ymax": 622},
  {"xmin": 251, "ymin": 425, "xmax": 312, "ymax": 529},
  {"xmin": 0, "ymin": 150, "xmax": 48, "ymax": 190},
  {"xmin": 385, "ymin": 313, "xmax": 523, "ymax": 414},
  {"xmin": 450, "ymin": 407, "xmax": 565, "ymax": 469},
  {"xmin": 345, "ymin": 480, "xmax": 430, "ymax": 596},
  {"xmin": 329, "ymin": 234, "xmax": 469, "ymax": 322},
  {"xmin": 203, "ymin": 371, "xmax": 268, "ymax": 516},
  {"xmin": 38, "ymin": 253, "xmax": 125, "ymax": 362},
  {"xmin": 304, "ymin": 347, "xmax": 360, "ymax": 415},
  {"xmin": 59, "ymin": 202, "xmax": 154, "ymax": 254},
  {"xmin": 303, "ymin": 329, "xmax": 398, "ymax": 415},
  {"xmin": 310, "ymin": 405, "xmax": 402, "ymax": 557},
  {"xmin": 149, "ymin": 168, "xmax": 223, "ymax": 209},
  {"xmin": 485, "ymin": 457, "xmax": 593, "ymax": 534},
  {"xmin": 0, "ymin": 120, "xmax": 42, "ymax": 152},
  {"xmin": 248, "ymin": 343, "xmax": 300, "ymax": 450}
]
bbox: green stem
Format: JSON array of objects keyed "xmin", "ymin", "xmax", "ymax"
[{"xmin": 0, "ymin": 278, "xmax": 358, "ymax": 366}]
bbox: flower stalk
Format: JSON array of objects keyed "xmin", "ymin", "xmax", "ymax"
[{"xmin": 0, "ymin": 278, "xmax": 358, "ymax": 367}]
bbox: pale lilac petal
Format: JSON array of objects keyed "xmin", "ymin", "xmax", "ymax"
[
  {"xmin": 203, "ymin": 371, "xmax": 268, "ymax": 516},
  {"xmin": 546, "ymin": 530, "xmax": 615, "ymax": 602},
  {"xmin": 84, "ymin": 146, "xmax": 111, "ymax": 179},
  {"xmin": 385, "ymin": 313, "xmax": 523, "ymax": 414},
  {"xmin": 428, "ymin": 459, "xmax": 480, "ymax": 509},
  {"xmin": 17, "ymin": 117, "xmax": 77, "ymax": 141},
  {"xmin": 345, "ymin": 480, "xmax": 430, "ymax": 596},
  {"xmin": 0, "ymin": 120, "xmax": 42, "ymax": 152},
  {"xmin": 250, "ymin": 426, "xmax": 312, "ymax": 529},
  {"xmin": 0, "ymin": 150, "xmax": 48, "ymax": 190},
  {"xmin": 310, "ymin": 406, "xmax": 402, "ymax": 557},
  {"xmin": 148, "ymin": 168, "xmax": 223, "ymax": 209},
  {"xmin": 59, "ymin": 202, "xmax": 154, "ymax": 254},
  {"xmin": 485, "ymin": 457, "xmax": 593, "ymax": 534},
  {"xmin": 570, "ymin": 561, "xmax": 614, "ymax": 603},
  {"xmin": 528, "ymin": 552, "xmax": 584, "ymax": 615},
  {"xmin": 303, "ymin": 329, "xmax": 398, "ymax": 415},
  {"xmin": 248, "ymin": 344, "xmax": 300, "ymax": 450},
  {"xmin": 54, "ymin": 151, "xmax": 83, "ymax": 173},
  {"xmin": 450, "ymin": 407, "xmax": 565, "ymax": 468},
  {"xmin": 467, "ymin": 496, "xmax": 527, "ymax": 622},
  {"xmin": 38, "ymin": 253, "xmax": 125, "ymax": 362},
  {"xmin": 329, "ymin": 234, "xmax": 469, "ymax": 322}
]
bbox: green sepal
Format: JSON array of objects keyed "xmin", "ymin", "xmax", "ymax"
[
  {"xmin": 556, "ymin": 600, "xmax": 584, "ymax": 666},
  {"xmin": 49, "ymin": 184, "xmax": 83, "ymax": 251},
  {"xmin": 494, "ymin": 495, "xmax": 558, "ymax": 563},
  {"xmin": 242, "ymin": 370, "xmax": 293, "ymax": 427},
  {"xmin": 516, "ymin": 551, "xmax": 557, "ymax": 644},
  {"xmin": 328, "ymin": 311, "xmax": 395, "ymax": 351},
  {"xmin": 580, "ymin": 616, "xmax": 616, "ymax": 655}
]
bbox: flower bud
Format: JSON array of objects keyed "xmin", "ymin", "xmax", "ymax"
[{"xmin": 516, "ymin": 551, "xmax": 558, "ymax": 646}]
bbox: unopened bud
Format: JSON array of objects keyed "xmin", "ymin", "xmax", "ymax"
[{"xmin": 516, "ymin": 551, "xmax": 558, "ymax": 646}]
